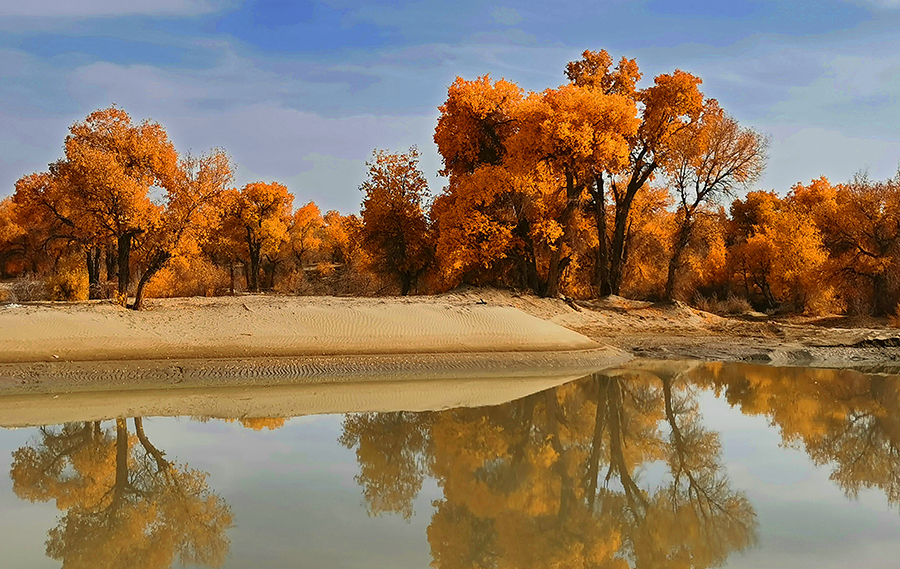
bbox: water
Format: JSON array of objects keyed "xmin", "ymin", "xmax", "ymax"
[{"xmin": 2, "ymin": 361, "xmax": 900, "ymax": 568}]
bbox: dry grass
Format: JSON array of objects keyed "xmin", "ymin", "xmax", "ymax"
[
  {"xmin": 6, "ymin": 277, "xmax": 48, "ymax": 302},
  {"xmin": 889, "ymin": 304, "xmax": 900, "ymax": 328},
  {"xmin": 693, "ymin": 294, "xmax": 752, "ymax": 316}
]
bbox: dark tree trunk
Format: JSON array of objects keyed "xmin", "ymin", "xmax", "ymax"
[
  {"xmin": 247, "ymin": 231, "xmax": 262, "ymax": 292},
  {"xmin": 591, "ymin": 175, "xmax": 611, "ymax": 297},
  {"xmin": 229, "ymin": 263, "xmax": 235, "ymax": 294},
  {"xmin": 132, "ymin": 250, "xmax": 171, "ymax": 311},
  {"xmin": 116, "ymin": 231, "xmax": 141, "ymax": 296},
  {"xmin": 873, "ymin": 273, "xmax": 893, "ymax": 316},
  {"xmin": 400, "ymin": 272, "xmax": 412, "ymax": 296},
  {"xmin": 513, "ymin": 217, "xmax": 545, "ymax": 295},
  {"xmin": 545, "ymin": 172, "xmax": 580, "ymax": 298},
  {"xmin": 86, "ymin": 247, "xmax": 102, "ymax": 299},
  {"xmin": 609, "ymin": 204, "xmax": 630, "ymax": 295},
  {"xmin": 607, "ymin": 161, "xmax": 658, "ymax": 296},
  {"xmin": 665, "ymin": 217, "xmax": 694, "ymax": 300},
  {"xmin": 105, "ymin": 243, "xmax": 118, "ymax": 283}
]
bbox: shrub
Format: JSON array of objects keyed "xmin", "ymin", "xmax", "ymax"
[
  {"xmin": 143, "ymin": 255, "xmax": 230, "ymax": 299},
  {"xmin": 694, "ymin": 294, "xmax": 752, "ymax": 315},
  {"xmin": 46, "ymin": 257, "xmax": 89, "ymax": 301}
]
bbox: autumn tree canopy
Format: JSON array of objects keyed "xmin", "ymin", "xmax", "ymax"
[{"xmin": 359, "ymin": 147, "xmax": 433, "ymax": 295}]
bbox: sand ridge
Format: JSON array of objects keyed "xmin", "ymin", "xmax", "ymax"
[{"xmin": 0, "ymin": 295, "xmax": 600, "ymax": 363}]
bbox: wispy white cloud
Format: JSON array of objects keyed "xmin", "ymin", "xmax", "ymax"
[{"xmin": 0, "ymin": 0, "xmax": 234, "ymax": 18}]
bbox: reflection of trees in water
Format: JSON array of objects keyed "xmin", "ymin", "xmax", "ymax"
[
  {"xmin": 10, "ymin": 418, "xmax": 233, "ymax": 569},
  {"xmin": 699, "ymin": 363, "xmax": 900, "ymax": 506},
  {"xmin": 342, "ymin": 372, "xmax": 757, "ymax": 568}
]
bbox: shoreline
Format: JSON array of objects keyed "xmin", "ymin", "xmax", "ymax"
[{"xmin": 1, "ymin": 290, "xmax": 899, "ymax": 388}]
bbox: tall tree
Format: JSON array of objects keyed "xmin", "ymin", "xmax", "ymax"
[
  {"xmin": 664, "ymin": 102, "xmax": 767, "ymax": 299},
  {"xmin": 567, "ymin": 50, "xmax": 705, "ymax": 296},
  {"xmin": 509, "ymin": 83, "xmax": 638, "ymax": 296},
  {"xmin": 359, "ymin": 147, "xmax": 433, "ymax": 295},
  {"xmin": 289, "ymin": 201, "xmax": 325, "ymax": 268},
  {"xmin": 58, "ymin": 107, "xmax": 178, "ymax": 300}
]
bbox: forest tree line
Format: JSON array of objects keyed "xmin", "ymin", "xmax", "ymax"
[{"xmin": 1, "ymin": 49, "xmax": 899, "ymax": 315}]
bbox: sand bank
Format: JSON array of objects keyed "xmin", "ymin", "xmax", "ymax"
[
  {"xmin": 0, "ymin": 295, "xmax": 600, "ymax": 363},
  {"xmin": 0, "ymin": 296, "xmax": 629, "ymax": 424}
]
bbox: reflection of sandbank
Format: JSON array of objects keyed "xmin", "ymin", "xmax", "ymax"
[
  {"xmin": 0, "ymin": 350, "xmax": 622, "ymax": 427},
  {"xmin": 0, "ymin": 298, "xmax": 631, "ymax": 426}
]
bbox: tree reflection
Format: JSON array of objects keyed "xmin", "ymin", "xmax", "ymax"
[
  {"xmin": 699, "ymin": 363, "xmax": 900, "ymax": 506},
  {"xmin": 341, "ymin": 371, "xmax": 758, "ymax": 568},
  {"xmin": 10, "ymin": 418, "xmax": 233, "ymax": 568}
]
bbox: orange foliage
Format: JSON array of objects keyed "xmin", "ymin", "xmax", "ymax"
[
  {"xmin": 60, "ymin": 107, "xmax": 178, "ymax": 297},
  {"xmin": 232, "ymin": 181, "xmax": 294, "ymax": 292},
  {"xmin": 143, "ymin": 254, "xmax": 230, "ymax": 299},
  {"xmin": 728, "ymin": 191, "xmax": 835, "ymax": 313},
  {"xmin": 225, "ymin": 417, "xmax": 287, "ymax": 431},
  {"xmin": 790, "ymin": 175, "xmax": 900, "ymax": 315},
  {"xmin": 359, "ymin": 147, "xmax": 432, "ymax": 295},
  {"xmin": 289, "ymin": 201, "xmax": 325, "ymax": 267}
]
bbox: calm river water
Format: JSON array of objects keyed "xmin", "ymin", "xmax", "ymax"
[{"xmin": 2, "ymin": 362, "xmax": 900, "ymax": 568}]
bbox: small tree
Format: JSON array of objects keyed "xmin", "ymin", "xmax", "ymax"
[
  {"xmin": 359, "ymin": 148, "xmax": 433, "ymax": 295},
  {"xmin": 233, "ymin": 182, "xmax": 293, "ymax": 292}
]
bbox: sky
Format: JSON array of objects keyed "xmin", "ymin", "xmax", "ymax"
[{"xmin": 2, "ymin": 0, "xmax": 900, "ymax": 213}]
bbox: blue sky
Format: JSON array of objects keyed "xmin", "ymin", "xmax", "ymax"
[{"xmin": 2, "ymin": 0, "xmax": 900, "ymax": 213}]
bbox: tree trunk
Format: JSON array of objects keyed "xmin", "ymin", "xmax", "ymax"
[
  {"xmin": 86, "ymin": 247, "xmax": 102, "ymax": 300},
  {"xmin": 132, "ymin": 251, "xmax": 171, "ymax": 311},
  {"xmin": 665, "ymin": 217, "xmax": 693, "ymax": 300},
  {"xmin": 608, "ymin": 203, "xmax": 630, "ymax": 295},
  {"xmin": 545, "ymin": 172, "xmax": 580, "ymax": 298},
  {"xmin": 117, "ymin": 233, "xmax": 134, "ymax": 296},
  {"xmin": 400, "ymin": 273, "xmax": 412, "ymax": 296},
  {"xmin": 608, "ymin": 163, "xmax": 657, "ymax": 295},
  {"xmin": 248, "ymin": 244, "xmax": 261, "ymax": 292},
  {"xmin": 105, "ymin": 243, "xmax": 118, "ymax": 283},
  {"xmin": 873, "ymin": 273, "xmax": 893, "ymax": 316},
  {"xmin": 513, "ymin": 217, "xmax": 545, "ymax": 295},
  {"xmin": 591, "ymin": 176, "xmax": 611, "ymax": 297},
  {"xmin": 229, "ymin": 263, "xmax": 235, "ymax": 294}
]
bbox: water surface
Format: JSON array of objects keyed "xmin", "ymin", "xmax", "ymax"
[{"xmin": 2, "ymin": 362, "xmax": 900, "ymax": 568}]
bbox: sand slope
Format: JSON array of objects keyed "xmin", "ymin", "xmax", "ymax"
[{"xmin": 0, "ymin": 295, "xmax": 599, "ymax": 363}]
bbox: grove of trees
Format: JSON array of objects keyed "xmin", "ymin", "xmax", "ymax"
[{"xmin": 1, "ymin": 50, "xmax": 900, "ymax": 316}]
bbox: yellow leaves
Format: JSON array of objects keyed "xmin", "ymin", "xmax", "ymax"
[
  {"xmin": 639, "ymin": 70, "xmax": 704, "ymax": 160},
  {"xmin": 566, "ymin": 49, "xmax": 642, "ymax": 98},
  {"xmin": 435, "ymin": 75, "xmax": 523, "ymax": 178},
  {"xmin": 62, "ymin": 106, "xmax": 178, "ymax": 238},
  {"xmin": 728, "ymin": 190, "xmax": 833, "ymax": 312},
  {"xmin": 359, "ymin": 147, "xmax": 432, "ymax": 293},
  {"xmin": 47, "ymin": 254, "xmax": 90, "ymax": 301}
]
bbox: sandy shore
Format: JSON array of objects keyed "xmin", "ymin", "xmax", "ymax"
[
  {"xmin": 2, "ymin": 289, "xmax": 900, "ymax": 427},
  {"xmin": 0, "ymin": 294, "xmax": 629, "ymax": 426},
  {"xmin": 0, "ymin": 295, "xmax": 599, "ymax": 363}
]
